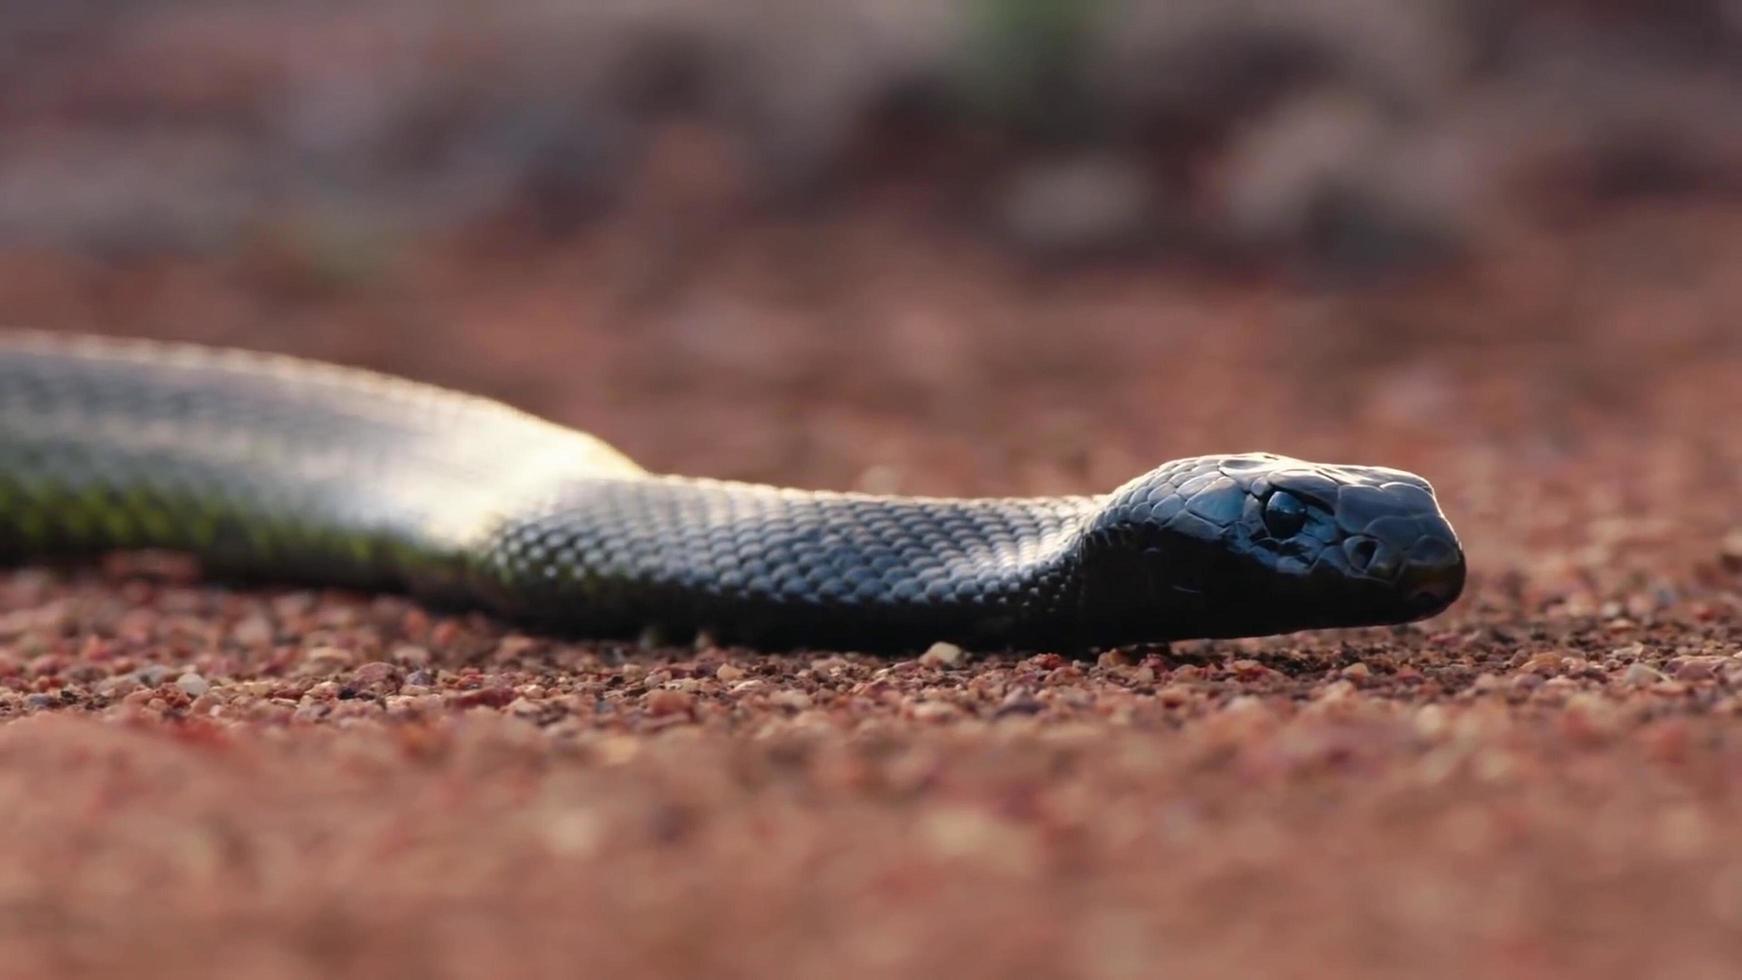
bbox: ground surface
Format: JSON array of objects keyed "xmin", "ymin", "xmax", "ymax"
[{"xmin": 3, "ymin": 200, "xmax": 1742, "ymax": 978}]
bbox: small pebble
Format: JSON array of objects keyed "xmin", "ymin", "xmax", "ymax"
[
  {"xmin": 1097, "ymin": 649, "xmax": 1137, "ymax": 669},
  {"xmin": 920, "ymin": 642, "xmax": 965, "ymax": 667},
  {"xmin": 391, "ymin": 645, "xmax": 432, "ymax": 668},
  {"xmin": 994, "ymin": 688, "xmax": 1044, "ymax": 718},
  {"xmin": 303, "ymin": 646, "xmax": 355, "ymax": 673},
  {"xmin": 1720, "ymin": 530, "xmax": 1742, "ymax": 572},
  {"xmin": 911, "ymin": 701, "xmax": 960, "ymax": 722},
  {"xmin": 349, "ymin": 661, "xmax": 404, "ymax": 696},
  {"xmin": 175, "ymin": 673, "xmax": 210, "ymax": 698},
  {"xmin": 644, "ymin": 688, "xmax": 694, "ymax": 717},
  {"xmin": 232, "ymin": 616, "xmax": 274, "ymax": 647},
  {"xmin": 1672, "ymin": 656, "xmax": 1728, "ymax": 682},
  {"xmin": 769, "ymin": 690, "xmax": 813, "ymax": 711},
  {"xmin": 1621, "ymin": 662, "xmax": 1667, "ymax": 686}
]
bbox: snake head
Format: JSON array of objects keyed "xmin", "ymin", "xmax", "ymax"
[{"xmin": 1077, "ymin": 452, "xmax": 1465, "ymax": 643}]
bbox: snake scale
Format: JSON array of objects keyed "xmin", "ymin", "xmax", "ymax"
[{"xmin": 0, "ymin": 331, "xmax": 1465, "ymax": 651}]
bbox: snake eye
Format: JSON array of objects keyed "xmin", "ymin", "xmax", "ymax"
[{"xmin": 1262, "ymin": 490, "xmax": 1307, "ymax": 538}]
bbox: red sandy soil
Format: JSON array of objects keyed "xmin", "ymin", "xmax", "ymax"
[{"xmin": 2, "ymin": 200, "xmax": 1742, "ymax": 978}]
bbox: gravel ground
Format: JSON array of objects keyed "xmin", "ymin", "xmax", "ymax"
[{"xmin": 3, "ymin": 199, "xmax": 1742, "ymax": 978}]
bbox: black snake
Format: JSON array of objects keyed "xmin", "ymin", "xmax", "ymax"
[{"xmin": 0, "ymin": 332, "xmax": 1465, "ymax": 651}]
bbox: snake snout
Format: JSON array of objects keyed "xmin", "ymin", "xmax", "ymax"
[{"xmin": 1398, "ymin": 534, "xmax": 1465, "ymax": 614}]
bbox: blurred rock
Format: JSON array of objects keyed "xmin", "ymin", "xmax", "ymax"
[
  {"xmin": 1212, "ymin": 89, "xmax": 1486, "ymax": 269},
  {"xmin": 1094, "ymin": 0, "xmax": 1470, "ymax": 121},
  {"xmin": 0, "ymin": 133, "xmax": 255, "ymax": 253},
  {"xmin": 992, "ymin": 152, "xmax": 1159, "ymax": 254}
]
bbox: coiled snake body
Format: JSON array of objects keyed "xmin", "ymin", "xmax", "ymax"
[{"xmin": 0, "ymin": 332, "xmax": 1465, "ymax": 650}]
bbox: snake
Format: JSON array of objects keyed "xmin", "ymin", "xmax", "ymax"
[{"xmin": 0, "ymin": 331, "xmax": 1465, "ymax": 651}]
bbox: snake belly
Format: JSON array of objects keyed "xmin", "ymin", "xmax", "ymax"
[{"xmin": 0, "ymin": 332, "xmax": 1466, "ymax": 651}]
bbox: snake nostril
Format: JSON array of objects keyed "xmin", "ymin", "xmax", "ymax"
[{"xmin": 1345, "ymin": 537, "xmax": 1378, "ymax": 572}]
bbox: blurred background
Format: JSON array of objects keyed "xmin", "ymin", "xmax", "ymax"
[
  {"xmin": 4, "ymin": 0, "xmax": 1742, "ymax": 620},
  {"xmin": 7, "ymin": 5, "xmax": 1742, "ymax": 978}
]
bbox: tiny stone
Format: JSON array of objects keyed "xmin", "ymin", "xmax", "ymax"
[
  {"xmin": 1720, "ymin": 530, "xmax": 1742, "ymax": 572},
  {"xmin": 769, "ymin": 689, "xmax": 812, "ymax": 711},
  {"xmin": 994, "ymin": 688, "xmax": 1044, "ymax": 717},
  {"xmin": 303, "ymin": 646, "xmax": 355, "ymax": 672},
  {"xmin": 1233, "ymin": 659, "xmax": 1274, "ymax": 680},
  {"xmin": 27, "ymin": 654, "xmax": 63, "ymax": 678},
  {"xmin": 1413, "ymin": 704, "xmax": 1448, "ymax": 737},
  {"xmin": 232, "ymin": 616, "xmax": 274, "ymax": 647},
  {"xmin": 350, "ymin": 661, "xmax": 404, "ymax": 696},
  {"xmin": 1224, "ymin": 694, "xmax": 1266, "ymax": 715},
  {"xmin": 304, "ymin": 681, "xmax": 342, "ymax": 701},
  {"xmin": 920, "ymin": 642, "xmax": 965, "ymax": 667},
  {"xmin": 1097, "ymin": 649, "xmax": 1137, "ymax": 669},
  {"xmin": 1157, "ymin": 684, "xmax": 1193, "ymax": 707},
  {"xmin": 644, "ymin": 688, "xmax": 693, "ymax": 717},
  {"xmin": 175, "ymin": 673, "xmax": 210, "ymax": 698},
  {"xmin": 391, "ymin": 645, "xmax": 432, "ymax": 668},
  {"xmin": 912, "ymin": 701, "xmax": 960, "ymax": 722},
  {"xmin": 1341, "ymin": 662, "xmax": 1372, "ymax": 680},
  {"xmin": 1621, "ymin": 662, "xmax": 1666, "ymax": 686},
  {"xmin": 98, "ymin": 675, "xmax": 141, "ymax": 698},
  {"xmin": 1673, "ymin": 656, "xmax": 1727, "ymax": 682},
  {"xmin": 715, "ymin": 663, "xmax": 747, "ymax": 683},
  {"xmin": 1520, "ymin": 652, "xmax": 1565, "ymax": 675}
]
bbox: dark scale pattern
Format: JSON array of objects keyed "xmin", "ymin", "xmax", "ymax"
[
  {"xmin": 0, "ymin": 332, "xmax": 1467, "ymax": 652},
  {"xmin": 476, "ymin": 478, "xmax": 1094, "ymax": 647}
]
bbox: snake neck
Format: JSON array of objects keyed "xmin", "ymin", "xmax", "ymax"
[{"xmin": 469, "ymin": 476, "xmax": 1097, "ymax": 648}]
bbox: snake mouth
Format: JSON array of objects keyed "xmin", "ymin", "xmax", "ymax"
[{"xmin": 1407, "ymin": 579, "xmax": 1459, "ymax": 614}]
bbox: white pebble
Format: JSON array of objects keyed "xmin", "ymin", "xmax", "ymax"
[{"xmin": 920, "ymin": 642, "xmax": 965, "ymax": 667}]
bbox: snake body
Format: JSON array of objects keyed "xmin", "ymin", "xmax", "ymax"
[{"xmin": 0, "ymin": 332, "xmax": 1465, "ymax": 650}]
